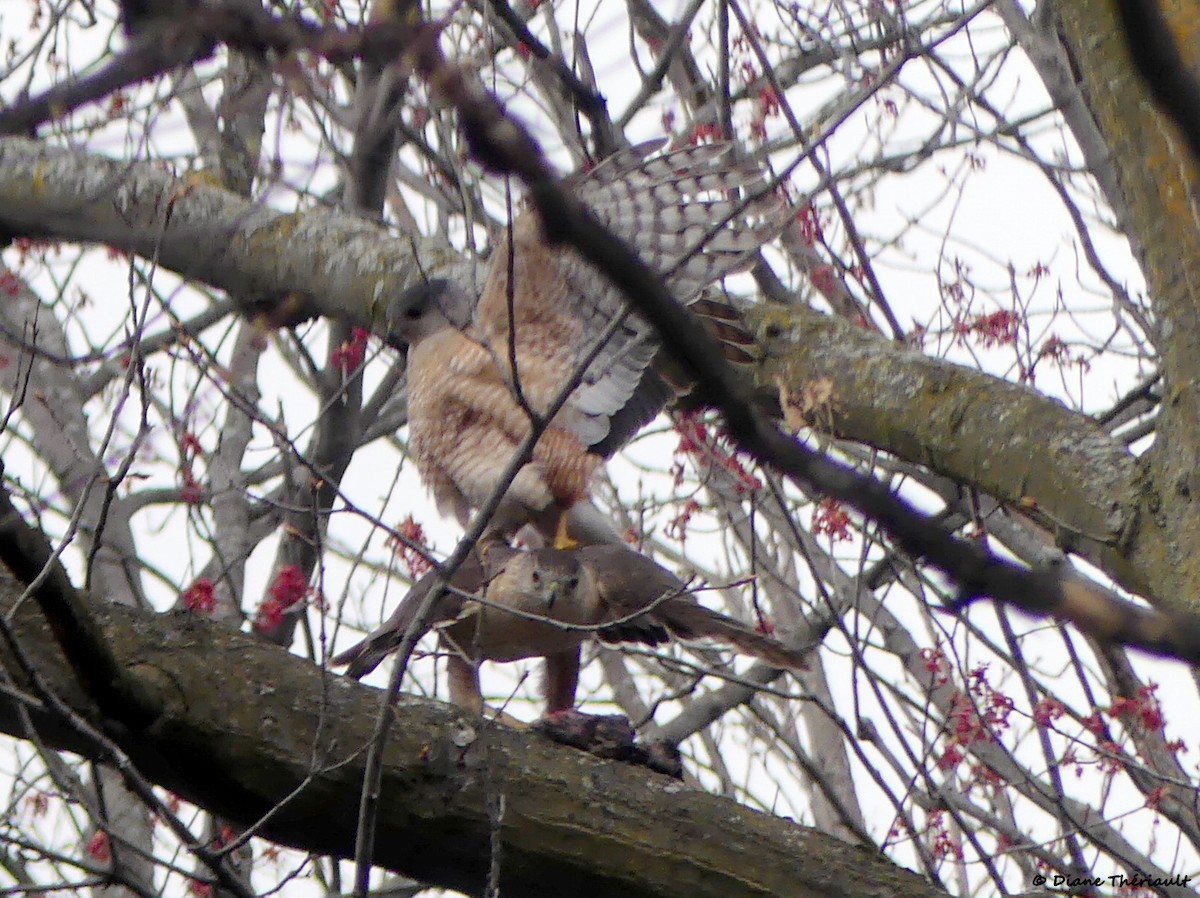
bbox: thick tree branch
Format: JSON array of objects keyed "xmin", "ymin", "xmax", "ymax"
[
  {"xmin": 0, "ymin": 563, "xmax": 942, "ymax": 898},
  {"xmin": 755, "ymin": 303, "xmax": 1150, "ymax": 597},
  {"xmin": 1114, "ymin": 0, "xmax": 1200, "ymax": 161},
  {"xmin": 0, "ymin": 475, "xmax": 161, "ymax": 730},
  {"xmin": 0, "ymin": 136, "xmax": 465, "ymax": 334},
  {"xmin": 1056, "ymin": 0, "xmax": 1200, "ymax": 614}
]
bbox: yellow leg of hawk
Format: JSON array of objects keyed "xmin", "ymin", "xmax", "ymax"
[{"xmin": 553, "ymin": 509, "xmax": 579, "ymax": 550}]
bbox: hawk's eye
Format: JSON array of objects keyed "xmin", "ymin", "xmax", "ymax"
[{"xmin": 568, "ymin": 576, "xmax": 580, "ymax": 590}]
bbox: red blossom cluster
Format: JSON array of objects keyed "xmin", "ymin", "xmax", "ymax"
[
  {"xmin": 178, "ymin": 430, "xmax": 204, "ymax": 505},
  {"xmin": 673, "ymin": 412, "xmax": 762, "ymax": 495},
  {"xmin": 1032, "ymin": 695, "xmax": 1066, "ymax": 728},
  {"xmin": 936, "ymin": 743, "xmax": 964, "ymax": 771},
  {"xmin": 919, "ymin": 645, "xmax": 950, "ymax": 687},
  {"xmin": 388, "ymin": 514, "xmax": 433, "ymax": 577},
  {"xmin": 979, "ymin": 689, "xmax": 1014, "ymax": 733},
  {"xmin": 925, "ymin": 809, "xmax": 963, "ymax": 861},
  {"xmin": 85, "ymin": 831, "xmax": 110, "ymax": 862},
  {"xmin": 182, "ymin": 577, "xmax": 216, "ymax": 614},
  {"xmin": 938, "ymin": 689, "xmax": 1003, "ymax": 772},
  {"xmin": 957, "ymin": 308, "xmax": 1020, "ymax": 348},
  {"xmin": 1040, "ymin": 333, "xmax": 1068, "ymax": 361},
  {"xmin": 750, "ymin": 83, "xmax": 781, "ymax": 141},
  {"xmin": 331, "ymin": 326, "xmax": 370, "ymax": 373},
  {"xmin": 811, "ymin": 497, "xmax": 851, "ymax": 542},
  {"xmin": 689, "ymin": 121, "xmax": 723, "ymax": 144},
  {"xmin": 11, "ymin": 237, "xmax": 58, "ymax": 265},
  {"xmin": 211, "ymin": 824, "xmax": 237, "ymax": 849},
  {"xmin": 797, "ymin": 203, "xmax": 823, "ymax": 247},
  {"xmin": 1107, "ymin": 683, "xmax": 1165, "ymax": 733},
  {"xmin": 942, "ymin": 265, "xmax": 968, "ymax": 302},
  {"xmin": 254, "ymin": 564, "xmax": 309, "ymax": 631},
  {"xmin": 665, "ymin": 497, "xmax": 702, "ymax": 544},
  {"xmin": 1059, "ymin": 704, "xmax": 1165, "ymax": 779},
  {"xmin": 1081, "ymin": 710, "xmax": 1106, "ymax": 737},
  {"xmin": 757, "ymin": 85, "xmax": 781, "ymax": 117},
  {"xmin": 1096, "ymin": 741, "xmax": 1126, "ymax": 776}
]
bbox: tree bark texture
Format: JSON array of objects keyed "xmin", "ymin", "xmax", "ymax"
[
  {"xmin": 1055, "ymin": 0, "xmax": 1200, "ymax": 612},
  {"xmin": 0, "ymin": 565, "xmax": 943, "ymax": 898}
]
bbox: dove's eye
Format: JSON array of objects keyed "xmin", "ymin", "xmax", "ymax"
[{"xmin": 530, "ymin": 569, "xmax": 542, "ymax": 587}]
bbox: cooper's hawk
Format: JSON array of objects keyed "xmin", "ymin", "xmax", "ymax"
[
  {"xmin": 388, "ymin": 140, "xmax": 783, "ymax": 546},
  {"xmin": 332, "ymin": 541, "xmax": 808, "ymax": 716}
]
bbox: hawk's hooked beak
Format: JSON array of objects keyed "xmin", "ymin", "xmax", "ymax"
[
  {"xmin": 383, "ymin": 279, "xmax": 450, "ymax": 352},
  {"xmin": 384, "ymin": 277, "xmax": 475, "ymax": 352}
]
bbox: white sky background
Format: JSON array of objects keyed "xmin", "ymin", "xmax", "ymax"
[{"xmin": 0, "ymin": 0, "xmax": 1196, "ymax": 895}]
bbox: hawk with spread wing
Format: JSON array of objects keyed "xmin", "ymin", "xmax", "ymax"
[{"xmin": 388, "ymin": 140, "xmax": 783, "ymax": 546}]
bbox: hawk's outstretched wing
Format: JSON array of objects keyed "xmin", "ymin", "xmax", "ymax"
[
  {"xmin": 390, "ymin": 141, "xmax": 784, "ymax": 542},
  {"xmin": 473, "ymin": 140, "xmax": 784, "ymax": 452}
]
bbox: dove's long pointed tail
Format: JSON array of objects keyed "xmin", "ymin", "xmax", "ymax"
[
  {"xmin": 659, "ymin": 602, "xmax": 809, "ymax": 671},
  {"xmin": 331, "ymin": 624, "xmax": 408, "ymax": 680},
  {"xmin": 331, "ymin": 581, "xmax": 434, "ymax": 679}
]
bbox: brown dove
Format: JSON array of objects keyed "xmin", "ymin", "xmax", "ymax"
[{"xmin": 332, "ymin": 541, "xmax": 808, "ymax": 716}]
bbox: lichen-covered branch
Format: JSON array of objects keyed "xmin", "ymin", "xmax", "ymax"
[{"xmin": 0, "ymin": 136, "xmax": 464, "ymax": 333}]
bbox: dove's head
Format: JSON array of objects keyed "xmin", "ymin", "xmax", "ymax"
[{"xmin": 503, "ymin": 549, "xmax": 585, "ymax": 613}]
